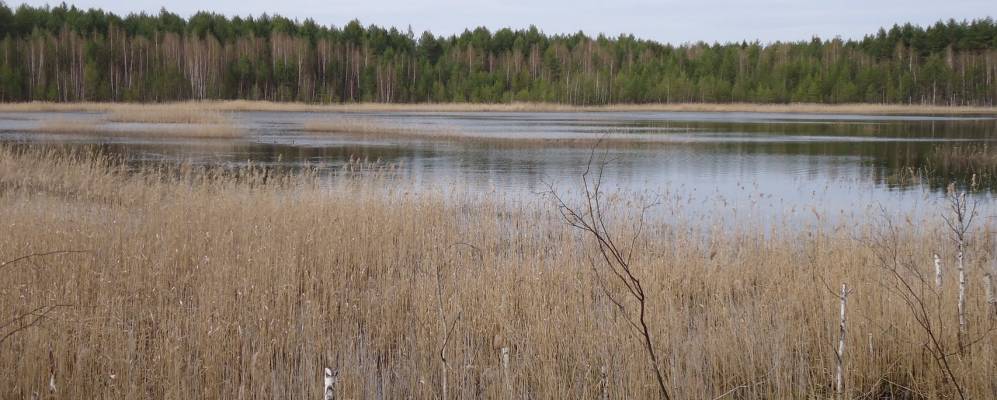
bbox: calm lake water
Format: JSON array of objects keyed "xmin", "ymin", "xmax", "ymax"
[{"xmin": 2, "ymin": 110, "xmax": 996, "ymax": 226}]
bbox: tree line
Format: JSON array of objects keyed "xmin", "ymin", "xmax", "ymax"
[{"xmin": 0, "ymin": 3, "xmax": 995, "ymax": 105}]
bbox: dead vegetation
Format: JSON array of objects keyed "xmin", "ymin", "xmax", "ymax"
[
  {"xmin": 34, "ymin": 119, "xmax": 104, "ymax": 135},
  {"xmin": 302, "ymin": 117, "xmax": 449, "ymax": 138},
  {"xmin": 0, "ymin": 146, "xmax": 994, "ymax": 399},
  {"xmin": 928, "ymin": 144, "xmax": 997, "ymax": 174},
  {"xmin": 31, "ymin": 114, "xmax": 243, "ymax": 139},
  {"xmin": 104, "ymin": 105, "xmax": 228, "ymax": 124}
]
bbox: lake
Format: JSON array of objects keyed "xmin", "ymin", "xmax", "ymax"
[{"xmin": 2, "ymin": 110, "xmax": 995, "ymax": 226}]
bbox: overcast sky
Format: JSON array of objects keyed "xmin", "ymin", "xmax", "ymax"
[{"xmin": 11, "ymin": 0, "xmax": 996, "ymax": 44}]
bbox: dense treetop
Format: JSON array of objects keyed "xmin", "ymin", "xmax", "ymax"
[{"xmin": 0, "ymin": 3, "xmax": 994, "ymax": 104}]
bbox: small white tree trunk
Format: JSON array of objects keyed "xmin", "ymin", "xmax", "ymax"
[
  {"xmin": 990, "ymin": 241, "xmax": 997, "ymax": 317},
  {"xmin": 985, "ymin": 272, "xmax": 996, "ymax": 316},
  {"xmin": 835, "ymin": 283, "xmax": 849, "ymax": 398},
  {"xmin": 934, "ymin": 253, "xmax": 943, "ymax": 289},
  {"xmin": 957, "ymin": 243, "xmax": 967, "ymax": 344},
  {"xmin": 599, "ymin": 365, "xmax": 609, "ymax": 400},
  {"xmin": 323, "ymin": 368, "xmax": 336, "ymax": 400},
  {"xmin": 501, "ymin": 346, "xmax": 511, "ymax": 394},
  {"xmin": 501, "ymin": 347, "xmax": 509, "ymax": 371}
]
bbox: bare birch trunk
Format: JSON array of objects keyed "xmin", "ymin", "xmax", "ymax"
[
  {"xmin": 934, "ymin": 253, "xmax": 943, "ymax": 289},
  {"xmin": 957, "ymin": 239, "xmax": 967, "ymax": 350},
  {"xmin": 835, "ymin": 283, "xmax": 849, "ymax": 398},
  {"xmin": 985, "ymin": 272, "xmax": 996, "ymax": 317},
  {"xmin": 990, "ymin": 242, "xmax": 997, "ymax": 317},
  {"xmin": 501, "ymin": 346, "xmax": 511, "ymax": 395},
  {"xmin": 323, "ymin": 368, "xmax": 336, "ymax": 400}
]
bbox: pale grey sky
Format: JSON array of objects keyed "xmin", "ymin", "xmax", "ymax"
[{"xmin": 11, "ymin": 0, "xmax": 996, "ymax": 44}]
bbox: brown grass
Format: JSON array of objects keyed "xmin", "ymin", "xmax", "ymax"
[
  {"xmin": 0, "ymin": 146, "xmax": 994, "ymax": 399},
  {"xmin": 35, "ymin": 119, "xmax": 105, "ymax": 135},
  {"xmin": 104, "ymin": 105, "xmax": 228, "ymax": 124},
  {"xmin": 928, "ymin": 144, "xmax": 997, "ymax": 173},
  {"xmin": 302, "ymin": 117, "xmax": 460, "ymax": 139},
  {"xmin": 0, "ymin": 100, "xmax": 995, "ymax": 115},
  {"xmin": 119, "ymin": 123, "xmax": 244, "ymax": 139},
  {"xmin": 301, "ymin": 117, "xmax": 679, "ymax": 147},
  {"xmin": 33, "ymin": 118, "xmax": 243, "ymax": 139}
]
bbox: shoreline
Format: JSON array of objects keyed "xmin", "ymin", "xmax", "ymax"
[{"xmin": 0, "ymin": 100, "xmax": 995, "ymax": 115}]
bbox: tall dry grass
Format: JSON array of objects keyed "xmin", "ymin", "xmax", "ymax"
[
  {"xmin": 0, "ymin": 100, "xmax": 995, "ymax": 115},
  {"xmin": 118, "ymin": 123, "xmax": 244, "ymax": 139},
  {"xmin": 302, "ymin": 117, "xmax": 460, "ymax": 140},
  {"xmin": 26, "ymin": 104, "xmax": 242, "ymax": 138},
  {"xmin": 34, "ymin": 119, "xmax": 105, "ymax": 135},
  {"xmin": 0, "ymin": 146, "xmax": 994, "ymax": 399},
  {"xmin": 303, "ymin": 117, "xmax": 424, "ymax": 136},
  {"xmin": 301, "ymin": 117, "xmax": 654, "ymax": 146},
  {"xmin": 928, "ymin": 144, "xmax": 997, "ymax": 173},
  {"xmin": 32, "ymin": 117, "xmax": 243, "ymax": 139},
  {"xmin": 104, "ymin": 105, "xmax": 228, "ymax": 124}
]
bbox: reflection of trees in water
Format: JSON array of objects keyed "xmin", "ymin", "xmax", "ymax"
[{"xmin": 656, "ymin": 118, "xmax": 995, "ymax": 193}]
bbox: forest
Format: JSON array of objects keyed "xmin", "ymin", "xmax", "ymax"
[{"xmin": 0, "ymin": 3, "xmax": 995, "ymax": 105}]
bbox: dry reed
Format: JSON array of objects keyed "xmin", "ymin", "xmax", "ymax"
[
  {"xmin": 302, "ymin": 117, "xmax": 458, "ymax": 139},
  {"xmin": 119, "ymin": 123, "xmax": 244, "ymax": 139},
  {"xmin": 0, "ymin": 100, "xmax": 994, "ymax": 115},
  {"xmin": 104, "ymin": 105, "xmax": 228, "ymax": 124},
  {"xmin": 928, "ymin": 144, "xmax": 997, "ymax": 173},
  {"xmin": 0, "ymin": 146, "xmax": 994, "ymax": 399},
  {"xmin": 301, "ymin": 117, "xmax": 663, "ymax": 146},
  {"xmin": 34, "ymin": 119, "xmax": 105, "ymax": 135},
  {"xmin": 33, "ymin": 118, "xmax": 243, "ymax": 139}
]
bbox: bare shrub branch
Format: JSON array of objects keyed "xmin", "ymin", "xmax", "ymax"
[{"xmin": 546, "ymin": 144, "xmax": 671, "ymax": 400}]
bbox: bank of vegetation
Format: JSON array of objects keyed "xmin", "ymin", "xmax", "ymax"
[
  {"xmin": 0, "ymin": 4, "xmax": 995, "ymax": 105},
  {"xmin": 1, "ymin": 100, "xmax": 996, "ymax": 114}
]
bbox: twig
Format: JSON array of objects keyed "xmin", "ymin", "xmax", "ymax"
[{"xmin": 0, "ymin": 250, "xmax": 91, "ymax": 273}]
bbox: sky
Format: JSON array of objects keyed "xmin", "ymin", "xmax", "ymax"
[{"xmin": 10, "ymin": 0, "xmax": 996, "ymax": 44}]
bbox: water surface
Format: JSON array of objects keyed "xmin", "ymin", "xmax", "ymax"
[{"xmin": 2, "ymin": 110, "xmax": 995, "ymax": 226}]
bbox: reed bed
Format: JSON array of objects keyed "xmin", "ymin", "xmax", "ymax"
[
  {"xmin": 34, "ymin": 119, "xmax": 105, "ymax": 135},
  {"xmin": 0, "ymin": 146, "xmax": 995, "ymax": 399},
  {"xmin": 302, "ymin": 117, "xmax": 465, "ymax": 141},
  {"xmin": 104, "ymin": 105, "xmax": 228, "ymax": 124},
  {"xmin": 27, "ymin": 103, "xmax": 243, "ymax": 138},
  {"xmin": 32, "ymin": 118, "xmax": 244, "ymax": 139},
  {"xmin": 898, "ymin": 144, "xmax": 997, "ymax": 191},
  {"xmin": 301, "ymin": 117, "xmax": 668, "ymax": 147},
  {"xmin": 0, "ymin": 100, "xmax": 994, "ymax": 115},
  {"xmin": 303, "ymin": 117, "xmax": 437, "ymax": 136},
  {"xmin": 928, "ymin": 144, "xmax": 997, "ymax": 174},
  {"xmin": 117, "ymin": 123, "xmax": 244, "ymax": 139}
]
